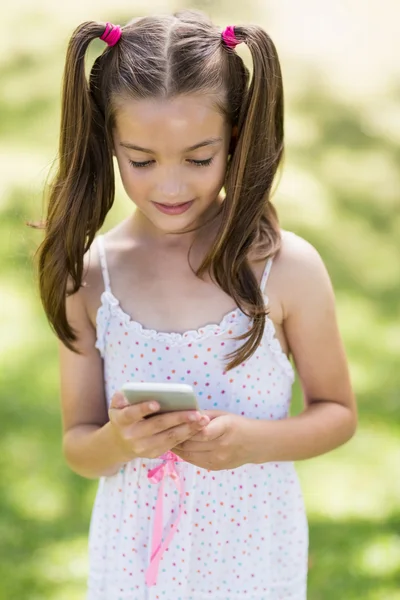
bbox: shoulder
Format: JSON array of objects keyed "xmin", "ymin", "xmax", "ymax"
[
  {"xmin": 79, "ymin": 235, "xmax": 109, "ymax": 326},
  {"xmin": 80, "ymin": 220, "xmax": 136, "ymax": 324},
  {"xmin": 275, "ymin": 229, "xmax": 328, "ymax": 271},
  {"xmin": 82, "ymin": 236, "xmax": 104, "ymax": 293},
  {"xmin": 62, "ymin": 238, "xmax": 104, "ymax": 349},
  {"xmin": 273, "ymin": 229, "xmax": 334, "ymax": 319},
  {"xmin": 274, "ymin": 231, "xmax": 355, "ymax": 412}
]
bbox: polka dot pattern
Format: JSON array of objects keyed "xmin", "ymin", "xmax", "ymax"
[{"xmin": 87, "ymin": 236, "xmax": 308, "ymax": 599}]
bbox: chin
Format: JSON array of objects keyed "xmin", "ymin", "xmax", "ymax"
[
  {"xmin": 133, "ymin": 196, "xmax": 220, "ymax": 237},
  {"xmin": 152, "ymin": 214, "xmax": 199, "ymax": 236}
]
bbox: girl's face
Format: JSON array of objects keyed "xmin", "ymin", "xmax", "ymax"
[{"xmin": 112, "ymin": 94, "xmax": 232, "ymax": 239}]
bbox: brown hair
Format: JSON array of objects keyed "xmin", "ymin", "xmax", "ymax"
[{"xmin": 35, "ymin": 9, "xmax": 284, "ymax": 371}]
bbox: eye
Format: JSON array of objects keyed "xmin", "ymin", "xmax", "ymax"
[
  {"xmin": 129, "ymin": 160, "xmax": 154, "ymax": 168},
  {"xmin": 188, "ymin": 158, "xmax": 213, "ymax": 167},
  {"xmin": 128, "ymin": 158, "xmax": 214, "ymax": 168}
]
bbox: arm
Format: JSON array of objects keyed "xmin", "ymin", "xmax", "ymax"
[
  {"xmin": 60, "ymin": 281, "xmax": 127, "ymax": 479},
  {"xmin": 60, "ymin": 256, "xmax": 210, "ymax": 479},
  {"xmin": 245, "ymin": 234, "xmax": 357, "ymax": 463},
  {"xmin": 174, "ymin": 234, "xmax": 357, "ymax": 469}
]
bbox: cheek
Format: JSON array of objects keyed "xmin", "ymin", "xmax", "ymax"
[
  {"xmin": 115, "ymin": 154, "xmax": 228, "ymax": 199},
  {"xmin": 190, "ymin": 153, "xmax": 227, "ymax": 195},
  {"xmin": 117, "ymin": 159, "xmax": 149, "ymax": 197},
  {"xmin": 207, "ymin": 157, "xmax": 228, "ymax": 192},
  {"xmin": 115, "ymin": 155, "xmax": 130, "ymax": 184}
]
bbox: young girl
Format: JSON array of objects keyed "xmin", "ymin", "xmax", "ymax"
[{"xmin": 36, "ymin": 10, "xmax": 357, "ymax": 600}]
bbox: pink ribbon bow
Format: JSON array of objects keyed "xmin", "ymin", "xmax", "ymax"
[{"xmin": 145, "ymin": 451, "xmax": 185, "ymax": 587}]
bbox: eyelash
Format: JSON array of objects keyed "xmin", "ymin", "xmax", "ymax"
[{"xmin": 128, "ymin": 158, "xmax": 214, "ymax": 169}]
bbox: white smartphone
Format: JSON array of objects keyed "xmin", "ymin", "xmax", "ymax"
[{"xmin": 121, "ymin": 382, "xmax": 200, "ymax": 416}]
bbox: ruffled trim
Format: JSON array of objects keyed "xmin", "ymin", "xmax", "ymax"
[
  {"xmin": 95, "ymin": 293, "xmax": 112, "ymax": 358},
  {"xmin": 96, "ymin": 291, "xmax": 295, "ymax": 383},
  {"xmin": 99, "ymin": 291, "xmax": 240, "ymax": 345}
]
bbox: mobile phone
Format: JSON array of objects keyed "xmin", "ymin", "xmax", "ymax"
[{"xmin": 121, "ymin": 382, "xmax": 200, "ymax": 416}]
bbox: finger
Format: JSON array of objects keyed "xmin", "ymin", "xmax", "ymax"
[
  {"xmin": 186, "ymin": 416, "xmax": 227, "ymax": 442},
  {"xmin": 109, "ymin": 398, "xmax": 160, "ymax": 426},
  {"xmin": 175, "ymin": 439, "xmax": 216, "ymax": 453},
  {"xmin": 139, "ymin": 410, "xmax": 209, "ymax": 437},
  {"xmin": 109, "ymin": 391, "xmax": 130, "ymax": 410},
  {"xmin": 148, "ymin": 419, "xmax": 210, "ymax": 455},
  {"xmin": 202, "ymin": 409, "xmax": 230, "ymax": 420},
  {"xmin": 175, "ymin": 449, "xmax": 214, "ymax": 467}
]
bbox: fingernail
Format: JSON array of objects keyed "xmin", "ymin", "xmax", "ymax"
[
  {"xmin": 149, "ymin": 402, "xmax": 159, "ymax": 411},
  {"xmin": 116, "ymin": 392, "xmax": 127, "ymax": 405}
]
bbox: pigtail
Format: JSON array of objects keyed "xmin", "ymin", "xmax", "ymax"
[
  {"xmin": 34, "ymin": 11, "xmax": 284, "ymax": 370},
  {"xmin": 198, "ymin": 25, "xmax": 284, "ymax": 370},
  {"xmin": 37, "ymin": 22, "xmax": 115, "ymax": 350}
]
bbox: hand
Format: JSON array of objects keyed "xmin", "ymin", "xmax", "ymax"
[
  {"xmin": 108, "ymin": 392, "xmax": 210, "ymax": 461},
  {"xmin": 173, "ymin": 412, "xmax": 252, "ymax": 471}
]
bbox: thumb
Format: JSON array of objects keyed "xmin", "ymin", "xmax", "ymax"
[
  {"xmin": 110, "ymin": 391, "xmax": 130, "ymax": 410},
  {"xmin": 202, "ymin": 409, "xmax": 230, "ymax": 420}
]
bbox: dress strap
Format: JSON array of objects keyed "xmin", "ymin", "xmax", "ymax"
[
  {"xmin": 260, "ymin": 256, "xmax": 273, "ymax": 294},
  {"xmin": 96, "ymin": 235, "xmax": 112, "ymax": 293}
]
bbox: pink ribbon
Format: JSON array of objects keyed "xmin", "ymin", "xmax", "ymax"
[{"xmin": 145, "ymin": 451, "xmax": 185, "ymax": 587}]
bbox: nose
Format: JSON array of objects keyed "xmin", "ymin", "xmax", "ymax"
[{"xmin": 157, "ymin": 167, "xmax": 187, "ymax": 201}]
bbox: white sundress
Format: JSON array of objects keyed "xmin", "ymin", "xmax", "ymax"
[{"xmin": 87, "ymin": 234, "xmax": 308, "ymax": 600}]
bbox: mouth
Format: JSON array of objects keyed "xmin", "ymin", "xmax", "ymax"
[{"xmin": 152, "ymin": 199, "xmax": 195, "ymax": 215}]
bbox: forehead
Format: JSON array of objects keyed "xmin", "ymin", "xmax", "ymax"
[{"xmin": 113, "ymin": 94, "xmax": 227, "ymax": 147}]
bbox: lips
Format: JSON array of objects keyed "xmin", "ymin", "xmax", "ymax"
[
  {"xmin": 158, "ymin": 201, "xmax": 190, "ymax": 207},
  {"xmin": 152, "ymin": 199, "xmax": 194, "ymax": 215}
]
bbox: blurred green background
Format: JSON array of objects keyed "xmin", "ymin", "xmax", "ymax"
[{"xmin": 1, "ymin": 1, "xmax": 399, "ymax": 598}]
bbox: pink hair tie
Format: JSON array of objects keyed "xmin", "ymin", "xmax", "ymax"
[
  {"xmin": 221, "ymin": 25, "xmax": 241, "ymax": 49},
  {"xmin": 100, "ymin": 22, "xmax": 122, "ymax": 47}
]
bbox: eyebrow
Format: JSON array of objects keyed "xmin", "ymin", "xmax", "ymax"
[{"xmin": 119, "ymin": 137, "xmax": 223, "ymax": 154}]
